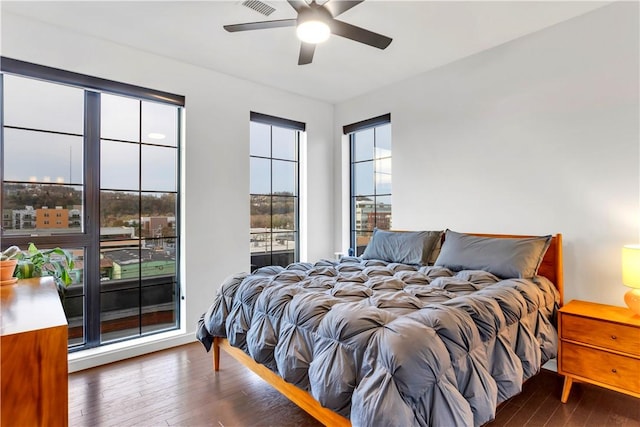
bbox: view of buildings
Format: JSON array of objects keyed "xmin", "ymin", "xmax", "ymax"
[
  {"xmin": 3, "ymin": 205, "xmax": 82, "ymax": 231},
  {"xmin": 2, "ymin": 198, "xmax": 178, "ymax": 343},
  {"xmin": 2, "ymin": 205, "xmax": 176, "ymax": 284},
  {"xmin": 354, "ymin": 198, "xmax": 392, "ymax": 231}
]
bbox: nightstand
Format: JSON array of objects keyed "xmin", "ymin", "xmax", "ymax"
[{"xmin": 558, "ymin": 300, "xmax": 640, "ymax": 402}]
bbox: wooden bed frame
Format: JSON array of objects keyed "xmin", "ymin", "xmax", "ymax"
[{"xmin": 212, "ymin": 233, "xmax": 563, "ymax": 427}]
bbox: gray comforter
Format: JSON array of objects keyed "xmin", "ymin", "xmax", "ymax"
[{"xmin": 197, "ymin": 257, "xmax": 559, "ymax": 426}]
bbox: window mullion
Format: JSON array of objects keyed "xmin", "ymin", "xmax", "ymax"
[
  {"xmin": 373, "ymin": 128, "xmax": 377, "ymax": 229},
  {"xmin": 295, "ymin": 132, "xmax": 300, "ymax": 260},
  {"xmin": 138, "ymin": 100, "xmax": 143, "ymax": 337},
  {"xmin": 270, "ymin": 125, "xmax": 274, "ymax": 266},
  {"xmin": 84, "ymin": 90, "xmax": 101, "ymax": 348},
  {"xmin": 349, "ymin": 134, "xmax": 355, "ymax": 251}
]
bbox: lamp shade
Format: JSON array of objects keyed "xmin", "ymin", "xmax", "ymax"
[{"xmin": 622, "ymin": 244, "xmax": 640, "ymax": 289}]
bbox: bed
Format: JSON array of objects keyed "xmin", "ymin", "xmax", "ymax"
[{"xmin": 197, "ymin": 230, "xmax": 563, "ymax": 426}]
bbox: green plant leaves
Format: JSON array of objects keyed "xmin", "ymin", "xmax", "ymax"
[{"xmin": 13, "ymin": 243, "xmax": 75, "ymax": 287}]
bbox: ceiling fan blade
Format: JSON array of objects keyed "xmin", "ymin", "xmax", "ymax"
[
  {"xmin": 323, "ymin": 0, "xmax": 364, "ymax": 17},
  {"xmin": 298, "ymin": 42, "xmax": 316, "ymax": 65},
  {"xmin": 329, "ymin": 19, "xmax": 392, "ymax": 49},
  {"xmin": 224, "ymin": 19, "xmax": 297, "ymax": 32},
  {"xmin": 287, "ymin": 0, "xmax": 310, "ymax": 13}
]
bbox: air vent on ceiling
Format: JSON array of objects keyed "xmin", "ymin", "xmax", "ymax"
[{"xmin": 241, "ymin": 0, "xmax": 276, "ymax": 17}]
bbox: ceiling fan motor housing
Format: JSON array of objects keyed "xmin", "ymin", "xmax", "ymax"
[{"xmin": 296, "ymin": 4, "xmax": 333, "ymax": 27}]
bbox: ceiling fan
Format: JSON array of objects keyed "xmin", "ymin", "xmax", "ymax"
[{"xmin": 223, "ymin": 0, "xmax": 392, "ymax": 65}]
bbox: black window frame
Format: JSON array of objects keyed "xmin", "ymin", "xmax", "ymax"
[
  {"xmin": 344, "ymin": 113, "xmax": 392, "ymax": 255},
  {"xmin": 0, "ymin": 57, "xmax": 184, "ymax": 351},
  {"xmin": 249, "ymin": 111, "xmax": 303, "ymax": 270}
]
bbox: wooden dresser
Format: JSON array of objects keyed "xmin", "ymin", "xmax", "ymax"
[
  {"xmin": 558, "ymin": 299, "xmax": 640, "ymax": 402},
  {"xmin": 0, "ymin": 277, "xmax": 68, "ymax": 427}
]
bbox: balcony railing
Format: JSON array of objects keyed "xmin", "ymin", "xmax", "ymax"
[{"xmin": 64, "ymin": 274, "xmax": 178, "ymax": 347}]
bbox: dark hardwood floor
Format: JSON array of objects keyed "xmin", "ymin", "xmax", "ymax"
[
  {"xmin": 486, "ymin": 368, "xmax": 640, "ymax": 427},
  {"xmin": 69, "ymin": 342, "xmax": 640, "ymax": 426}
]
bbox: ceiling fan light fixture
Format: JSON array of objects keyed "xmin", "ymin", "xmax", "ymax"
[
  {"xmin": 224, "ymin": 0, "xmax": 392, "ymax": 65},
  {"xmin": 296, "ymin": 20, "xmax": 330, "ymax": 44}
]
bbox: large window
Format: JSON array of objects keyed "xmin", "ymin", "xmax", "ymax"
[
  {"xmin": 1, "ymin": 58, "xmax": 183, "ymax": 350},
  {"xmin": 249, "ymin": 112, "xmax": 303, "ymax": 269},
  {"xmin": 345, "ymin": 114, "xmax": 392, "ymax": 255}
]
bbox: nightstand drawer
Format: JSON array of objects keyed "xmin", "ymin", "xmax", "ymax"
[
  {"xmin": 561, "ymin": 341, "xmax": 640, "ymax": 394},
  {"xmin": 561, "ymin": 313, "xmax": 640, "ymax": 356}
]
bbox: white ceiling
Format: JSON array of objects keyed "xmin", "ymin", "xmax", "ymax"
[{"xmin": 2, "ymin": 1, "xmax": 609, "ymax": 104}]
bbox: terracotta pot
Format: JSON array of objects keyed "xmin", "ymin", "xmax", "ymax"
[{"xmin": 0, "ymin": 259, "xmax": 18, "ymax": 281}]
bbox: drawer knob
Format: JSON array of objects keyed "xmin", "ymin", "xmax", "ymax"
[
  {"xmin": 611, "ymin": 335, "xmax": 617, "ymax": 340},
  {"xmin": 611, "ymin": 368, "xmax": 617, "ymax": 374}
]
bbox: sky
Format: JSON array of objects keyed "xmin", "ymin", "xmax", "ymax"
[
  {"xmin": 2, "ymin": 74, "xmax": 178, "ymax": 192},
  {"xmin": 3, "ymin": 74, "xmax": 389, "ymax": 199}
]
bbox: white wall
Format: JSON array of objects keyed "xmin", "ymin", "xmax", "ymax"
[
  {"xmin": 1, "ymin": 12, "xmax": 335, "ymax": 368},
  {"xmin": 335, "ymin": 2, "xmax": 640, "ymax": 307},
  {"xmin": 3, "ymin": 2, "xmax": 638, "ymax": 368}
]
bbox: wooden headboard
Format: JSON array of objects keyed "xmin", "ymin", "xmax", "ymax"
[{"xmin": 465, "ymin": 233, "xmax": 564, "ymax": 306}]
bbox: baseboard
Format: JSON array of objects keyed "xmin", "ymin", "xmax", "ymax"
[{"xmin": 68, "ymin": 331, "xmax": 197, "ymax": 373}]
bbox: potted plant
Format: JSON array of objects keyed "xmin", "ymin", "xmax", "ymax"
[
  {"xmin": 0, "ymin": 246, "xmax": 21, "ymax": 282},
  {"xmin": 14, "ymin": 243, "xmax": 75, "ymax": 288},
  {"xmin": 2, "ymin": 244, "xmax": 75, "ymax": 300}
]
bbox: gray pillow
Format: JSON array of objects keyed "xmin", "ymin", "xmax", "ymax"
[
  {"xmin": 434, "ymin": 230, "xmax": 552, "ymax": 279},
  {"xmin": 361, "ymin": 229, "xmax": 443, "ymax": 265}
]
